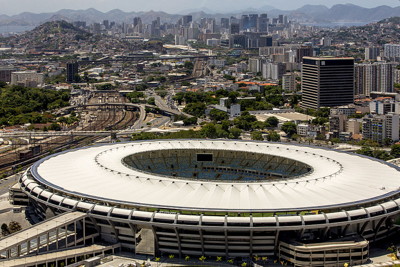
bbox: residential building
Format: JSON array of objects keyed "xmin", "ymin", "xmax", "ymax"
[
  {"xmin": 301, "ymin": 57, "xmax": 354, "ymax": 109},
  {"xmin": 355, "ymin": 63, "xmax": 395, "ymax": 96},
  {"xmin": 365, "ymin": 47, "xmax": 380, "ymax": 61},
  {"xmin": 330, "ymin": 106, "xmax": 356, "ymax": 116},
  {"xmin": 369, "ymin": 99, "xmax": 399, "ymax": 115},
  {"xmin": 262, "ymin": 62, "xmax": 286, "ymax": 80},
  {"xmin": 282, "ymin": 73, "xmax": 296, "ymax": 91},
  {"xmin": 248, "ymin": 58, "xmax": 262, "ymax": 73},
  {"xmin": 347, "ymin": 119, "xmax": 361, "ymax": 135},
  {"xmin": 394, "ymin": 69, "xmax": 400, "ymax": 84},
  {"xmin": 11, "ymin": 71, "xmax": 44, "ymax": 87},
  {"xmin": 362, "ymin": 113, "xmax": 400, "ymax": 143},
  {"xmin": 384, "ymin": 44, "xmax": 400, "ymax": 62},
  {"xmin": 330, "ymin": 115, "xmax": 347, "ymax": 133}
]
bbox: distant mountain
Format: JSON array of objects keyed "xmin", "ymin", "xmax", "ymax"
[
  {"xmin": 292, "ymin": 4, "xmax": 400, "ymax": 23},
  {"xmin": 0, "ymin": 4, "xmax": 399, "ymax": 27}
]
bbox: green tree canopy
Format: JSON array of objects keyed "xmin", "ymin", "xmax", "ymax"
[{"xmin": 281, "ymin": 122, "xmax": 297, "ymax": 137}]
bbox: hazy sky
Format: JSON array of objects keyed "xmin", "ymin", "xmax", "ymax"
[{"xmin": 1, "ymin": 0, "xmax": 399, "ymax": 15}]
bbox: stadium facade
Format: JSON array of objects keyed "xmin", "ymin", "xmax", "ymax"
[{"xmin": 17, "ymin": 140, "xmax": 400, "ymax": 266}]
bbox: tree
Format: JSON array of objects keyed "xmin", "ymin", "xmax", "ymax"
[
  {"xmin": 8, "ymin": 221, "xmax": 21, "ymax": 233},
  {"xmin": 312, "ymin": 117, "xmax": 329, "ymax": 125},
  {"xmin": 183, "ymin": 117, "xmax": 198, "ymax": 126},
  {"xmin": 209, "ymin": 109, "xmax": 228, "ymax": 122},
  {"xmin": 251, "ymin": 131, "xmax": 264, "ymax": 141},
  {"xmin": 391, "ymin": 144, "xmax": 400, "ymax": 158},
  {"xmin": 1, "ymin": 223, "xmax": 10, "ymax": 236},
  {"xmin": 183, "ymin": 103, "xmax": 206, "ymax": 117},
  {"xmin": 281, "ymin": 122, "xmax": 297, "ymax": 137},
  {"xmin": 228, "ymin": 127, "xmax": 242, "ymax": 139},
  {"xmin": 96, "ymin": 83, "xmax": 114, "ymax": 91},
  {"xmin": 228, "ymin": 91, "xmax": 240, "ymax": 104},
  {"xmin": 266, "ymin": 116, "xmax": 279, "ymax": 127},
  {"xmin": 181, "ymin": 81, "xmax": 191, "ymax": 86},
  {"xmin": 184, "ymin": 61, "xmax": 194, "ymax": 70},
  {"xmin": 233, "ymin": 112, "xmax": 257, "ymax": 131},
  {"xmin": 201, "ymin": 123, "xmax": 218, "ymax": 138},
  {"xmin": 48, "ymin": 123, "xmax": 61, "ymax": 131},
  {"xmin": 266, "ymin": 131, "xmax": 281, "ymax": 142},
  {"xmin": 356, "ymin": 146, "xmax": 374, "ymax": 157},
  {"xmin": 147, "ymin": 97, "xmax": 156, "ymax": 106}
]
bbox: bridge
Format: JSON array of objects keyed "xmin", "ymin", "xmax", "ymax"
[
  {"xmin": 78, "ymin": 54, "xmax": 218, "ymax": 65},
  {"xmin": 75, "ymin": 102, "xmax": 188, "ymax": 118}
]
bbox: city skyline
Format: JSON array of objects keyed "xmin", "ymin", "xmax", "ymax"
[{"xmin": 0, "ymin": 0, "xmax": 399, "ymax": 15}]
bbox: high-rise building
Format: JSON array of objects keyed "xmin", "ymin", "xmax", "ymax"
[
  {"xmin": 355, "ymin": 63, "xmax": 395, "ymax": 96},
  {"xmin": 220, "ymin": 18, "xmax": 230, "ymax": 29},
  {"xmin": 365, "ymin": 47, "xmax": 380, "ymax": 61},
  {"xmin": 262, "ymin": 62, "xmax": 286, "ymax": 80},
  {"xmin": 151, "ymin": 17, "xmax": 161, "ymax": 37},
  {"xmin": 240, "ymin": 15, "xmax": 250, "ymax": 31},
  {"xmin": 93, "ymin": 23, "xmax": 101, "ymax": 35},
  {"xmin": 181, "ymin": 15, "xmax": 193, "ymax": 26},
  {"xmin": 384, "ymin": 44, "xmax": 400, "ymax": 61},
  {"xmin": 257, "ymin": 14, "xmax": 268, "ymax": 33},
  {"xmin": 278, "ymin": 15, "xmax": 284, "ymax": 24},
  {"xmin": 103, "ymin": 20, "xmax": 109, "ymax": 29},
  {"xmin": 301, "ymin": 57, "xmax": 354, "ymax": 109},
  {"xmin": 248, "ymin": 14, "xmax": 258, "ymax": 31},
  {"xmin": 230, "ymin": 23, "xmax": 240, "ymax": 34},
  {"xmin": 294, "ymin": 46, "xmax": 313, "ymax": 63},
  {"xmin": 66, "ymin": 62, "xmax": 79, "ymax": 83},
  {"xmin": 248, "ymin": 58, "xmax": 262, "ymax": 73},
  {"xmin": 282, "ymin": 73, "xmax": 296, "ymax": 91},
  {"xmin": 133, "ymin": 17, "xmax": 143, "ymax": 33},
  {"xmin": 320, "ymin": 37, "xmax": 332, "ymax": 47}
]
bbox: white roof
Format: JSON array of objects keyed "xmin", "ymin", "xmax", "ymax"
[{"xmin": 32, "ymin": 140, "xmax": 400, "ymax": 212}]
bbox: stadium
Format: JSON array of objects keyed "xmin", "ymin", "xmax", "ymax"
[{"xmin": 17, "ymin": 140, "xmax": 400, "ymax": 266}]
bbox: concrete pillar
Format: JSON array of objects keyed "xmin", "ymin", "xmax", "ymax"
[
  {"xmin": 65, "ymin": 224, "xmax": 68, "ymax": 248},
  {"xmin": 17, "ymin": 245, "xmax": 21, "ymax": 257},
  {"xmin": 83, "ymin": 218, "xmax": 86, "ymax": 245},
  {"xmin": 74, "ymin": 221, "xmax": 77, "ymax": 247},
  {"xmin": 36, "ymin": 236, "xmax": 40, "ymax": 253},
  {"xmin": 56, "ymin": 227, "xmax": 59, "ymax": 250},
  {"xmin": 46, "ymin": 232, "xmax": 50, "ymax": 251},
  {"xmin": 27, "ymin": 239, "xmax": 31, "ymax": 254}
]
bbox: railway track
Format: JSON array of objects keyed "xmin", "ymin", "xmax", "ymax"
[{"xmin": 0, "ymin": 108, "xmax": 138, "ymax": 176}]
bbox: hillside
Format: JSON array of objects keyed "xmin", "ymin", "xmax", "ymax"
[
  {"xmin": 4, "ymin": 21, "xmax": 131, "ymax": 51},
  {"xmin": 5, "ymin": 21, "xmax": 91, "ymax": 50}
]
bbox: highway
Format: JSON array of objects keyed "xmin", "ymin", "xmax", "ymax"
[{"xmin": 153, "ymin": 95, "xmax": 193, "ymax": 118}]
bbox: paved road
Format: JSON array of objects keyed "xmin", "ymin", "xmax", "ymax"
[
  {"xmin": 154, "ymin": 95, "xmax": 193, "ymax": 118},
  {"xmin": 0, "ymin": 173, "xmax": 20, "ymax": 196}
]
